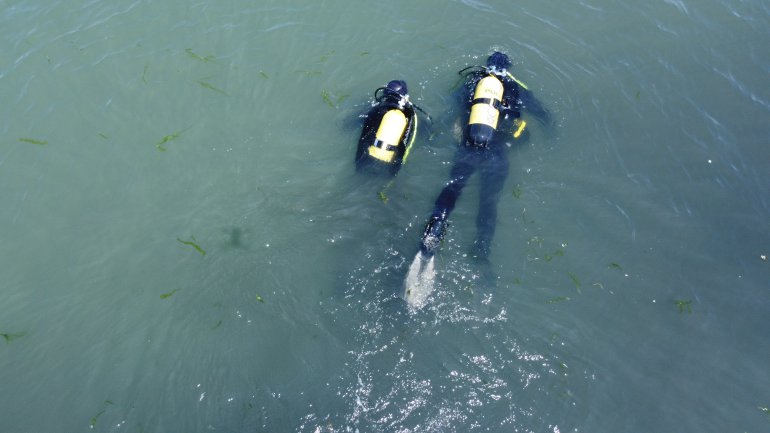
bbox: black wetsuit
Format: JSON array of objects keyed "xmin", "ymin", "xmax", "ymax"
[
  {"xmin": 355, "ymin": 96, "xmax": 417, "ymax": 176},
  {"xmin": 424, "ymin": 70, "xmax": 551, "ymax": 259}
]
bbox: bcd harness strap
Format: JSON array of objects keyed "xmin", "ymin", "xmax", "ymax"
[
  {"xmin": 471, "ymin": 97, "xmax": 501, "ymax": 110},
  {"xmin": 371, "ymin": 139, "xmax": 397, "ymax": 151}
]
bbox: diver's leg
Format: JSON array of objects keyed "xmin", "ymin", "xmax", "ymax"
[
  {"xmin": 434, "ymin": 149, "xmax": 477, "ymax": 217},
  {"xmin": 420, "ymin": 147, "xmax": 478, "ymax": 256},
  {"xmin": 474, "ymin": 146, "xmax": 510, "ymax": 259}
]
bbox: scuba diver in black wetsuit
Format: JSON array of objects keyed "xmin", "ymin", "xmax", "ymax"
[
  {"xmin": 356, "ymin": 80, "xmax": 425, "ymax": 176},
  {"xmin": 419, "ymin": 51, "xmax": 553, "ymax": 260}
]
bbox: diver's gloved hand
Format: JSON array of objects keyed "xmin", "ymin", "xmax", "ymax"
[{"xmin": 420, "ymin": 216, "xmax": 447, "ymax": 257}]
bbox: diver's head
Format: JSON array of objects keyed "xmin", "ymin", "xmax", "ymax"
[
  {"xmin": 381, "ymin": 80, "xmax": 409, "ymax": 107},
  {"xmin": 386, "ymin": 80, "xmax": 408, "ymax": 97},
  {"xmin": 486, "ymin": 51, "xmax": 511, "ymax": 76}
]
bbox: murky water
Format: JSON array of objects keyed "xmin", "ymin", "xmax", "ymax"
[{"xmin": 2, "ymin": 1, "xmax": 769, "ymax": 432}]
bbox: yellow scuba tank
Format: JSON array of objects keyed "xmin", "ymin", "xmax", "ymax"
[
  {"xmin": 367, "ymin": 109, "xmax": 407, "ymax": 163},
  {"xmin": 467, "ymin": 75, "xmax": 504, "ymax": 146}
]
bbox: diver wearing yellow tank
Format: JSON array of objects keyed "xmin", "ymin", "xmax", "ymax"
[
  {"xmin": 355, "ymin": 80, "xmax": 419, "ymax": 176},
  {"xmin": 419, "ymin": 51, "xmax": 553, "ymax": 260}
]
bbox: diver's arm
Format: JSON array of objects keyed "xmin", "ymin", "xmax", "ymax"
[
  {"xmin": 355, "ymin": 106, "xmax": 383, "ymax": 163},
  {"xmin": 519, "ymin": 88, "xmax": 553, "ymax": 128},
  {"xmin": 409, "ymin": 104, "xmax": 436, "ymax": 143}
]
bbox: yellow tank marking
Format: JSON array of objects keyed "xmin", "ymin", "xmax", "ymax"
[
  {"xmin": 513, "ymin": 119, "xmax": 527, "ymax": 138},
  {"xmin": 402, "ymin": 113, "xmax": 417, "ymax": 164}
]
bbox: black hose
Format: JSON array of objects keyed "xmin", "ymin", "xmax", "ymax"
[
  {"xmin": 413, "ymin": 104, "xmax": 432, "ymax": 124},
  {"xmin": 457, "ymin": 65, "xmax": 485, "ymax": 76},
  {"xmin": 374, "ymin": 86, "xmax": 403, "ymax": 102}
]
